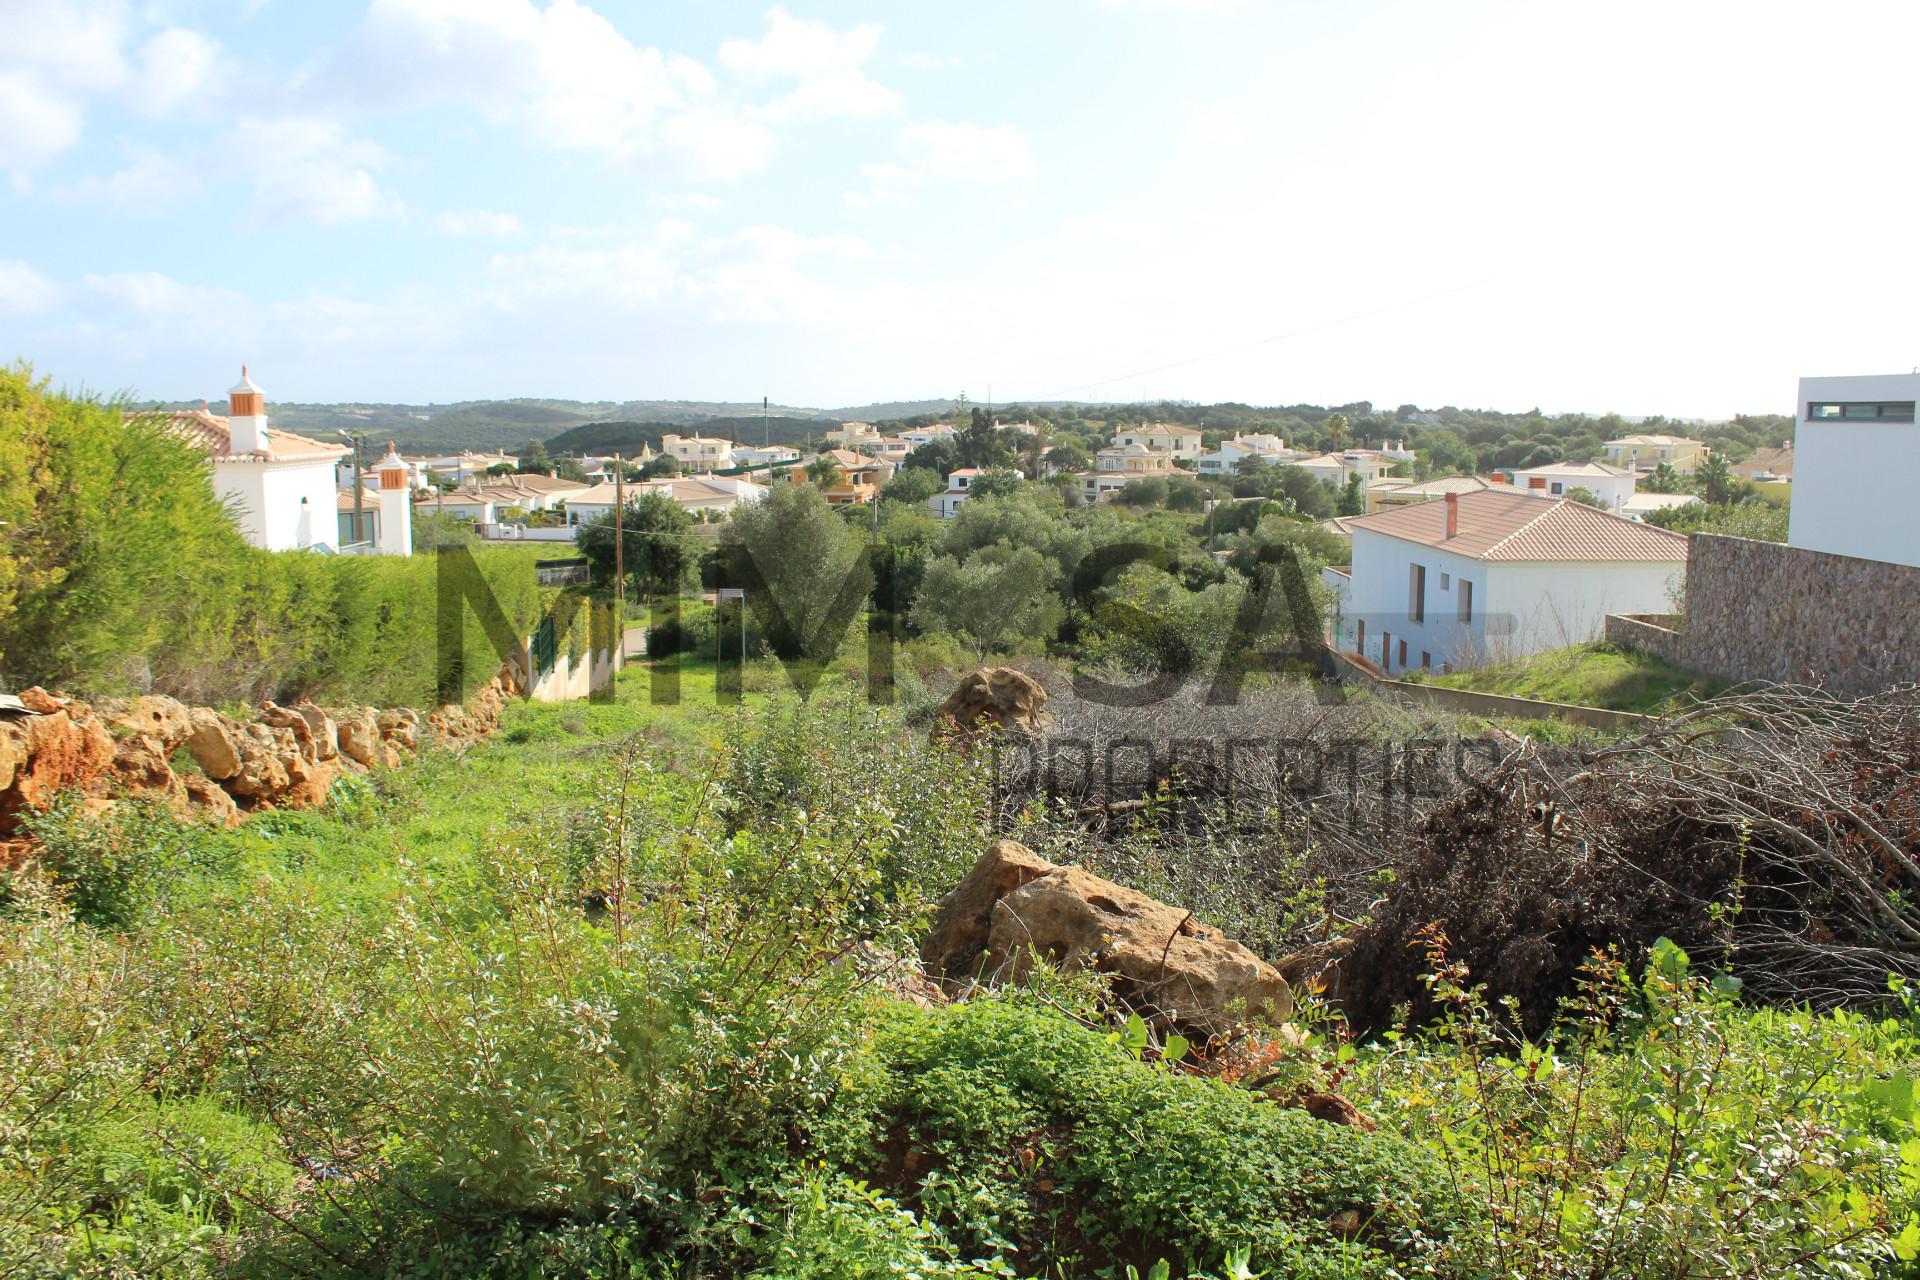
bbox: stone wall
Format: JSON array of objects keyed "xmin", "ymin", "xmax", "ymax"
[{"xmin": 1603, "ymin": 535, "xmax": 1920, "ymax": 697}]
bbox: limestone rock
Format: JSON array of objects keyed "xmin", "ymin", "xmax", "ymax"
[
  {"xmin": 96, "ymin": 695, "xmax": 193, "ymax": 751},
  {"xmin": 921, "ymin": 841, "xmax": 1058, "ymax": 986},
  {"xmin": 110, "ymin": 733, "xmax": 175, "ymax": 792},
  {"xmin": 333, "ymin": 708, "xmax": 380, "ymax": 767},
  {"xmin": 181, "ymin": 774, "xmax": 241, "ymax": 828},
  {"xmin": 294, "ymin": 702, "xmax": 337, "ymax": 762},
  {"xmin": 0, "ymin": 691, "xmax": 116, "ymax": 835},
  {"xmin": 923, "ymin": 840, "xmax": 1292, "ymax": 1034},
  {"xmin": 258, "ymin": 702, "xmax": 316, "ymax": 762},
  {"xmin": 185, "ymin": 708, "xmax": 243, "ymax": 780},
  {"xmin": 933, "ymin": 668, "xmax": 1050, "ymax": 744}
]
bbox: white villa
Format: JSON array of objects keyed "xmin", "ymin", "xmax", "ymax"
[
  {"xmin": 1197, "ymin": 433, "xmax": 1297, "ymax": 475},
  {"xmin": 1512, "ymin": 460, "xmax": 1639, "ymax": 511},
  {"xmin": 928, "ymin": 468, "xmax": 985, "ymax": 519},
  {"xmin": 659, "ymin": 433, "xmax": 736, "ymax": 470},
  {"xmin": 1080, "ymin": 442, "xmax": 1180, "ymax": 504},
  {"xmin": 900, "ymin": 423, "xmax": 957, "ymax": 449},
  {"xmin": 169, "ymin": 367, "xmax": 348, "ymax": 553},
  {"xmin": 1291, "ymin": 449, "xmax": 1393, "ymax": 489},
  {"xmin": 1111, "ymin": 422, "xmax": 1202, "ymax": 461},
  {"xmin": 733, "ymin": 444, "xmax": 804, "ymax": 469},
  {"xmin": 1788, "ymin": 373, "xmax": 1920, "ymax": 568},
  {"xmin": 1327, "ymin": 489, "xmax": 1688, "ymax": 675},
  {"xmin": 566, "ymin": 474, "xmax": 770, "ymax": 523}
]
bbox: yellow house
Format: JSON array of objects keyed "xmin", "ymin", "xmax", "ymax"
[{"xmin": 1602, "ymin": 433, "xmax": 1709, "ymax": 474}]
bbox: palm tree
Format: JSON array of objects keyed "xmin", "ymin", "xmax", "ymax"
[{"xmin": 805, "ymin": 453, "xmax": 842, "ymax": 489}]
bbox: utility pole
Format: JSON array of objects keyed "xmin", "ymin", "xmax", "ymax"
[
  {"xmin": 613, "ymin": 451, "xmax": 625, "ymax": 618},
  {"xmin": 762, "ymin": 394, "xmax": 769, "ymax": 447},
  {"xmin": 350, "ymin": 433, "xmax": 366, "ymax": 547}
]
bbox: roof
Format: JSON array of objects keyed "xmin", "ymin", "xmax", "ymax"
[
  {"xmin": 1377, "ymin": 474, "xmax": 1507, "ymax": 498},
  {"xmin": 162, "ymin": 409, "xmax": 347, "ymax": 463},
  {"xmin": 1733, "ymin": 446, "xmax": 1794, "ymax": 477},
  {"xmin": 1136, "ymin": 422, "xmax": 1202, "ymax": 437},
  {"xmin": 1516, "ymin": 459, "xmax": 1635, "ymax": 480},
  {"xmin": 1605, "ymin": 433, "xmax": 1703, "ymax": 447},
  {"xmin": 1342, "ymin": 489, "xmax": 1689, "ymax": 562},
  {"xmin": 819, "ymin": 448, "xmax": 883, "ymax": 468},
  {"xmin": 499, "ymin": 473, "xmax": 590, "ymax": 494},
  {"xmin": 1319, "ymin": 515, "xmax": 1362, "ymax": 538},
  {"xmin": 1620, "ymin": 492, "xmax": 1701, "ymax": 515}
]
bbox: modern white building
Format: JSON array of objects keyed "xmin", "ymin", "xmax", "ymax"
[
  {"xmin": 1332, "ymin": 490, "xmax": 1688, "ymax": 674},
  {"xmin": 899, "ymin": 423, "xmax": 957, "ymax": 450},
  {"xmin": 170, "ymin": 367, "xmax": 347, "ymax": 552},
  {"xmin": 1787, "ymin": 373, "xmax": 1920, "ymax": 568},
  {"xmin": 1197, "ymin": 433, "xmax": 1296, "ymax": 475},
  {"xmin": 928, "ymin": 468, "xmax": 985, "ymax": 519},
  {"xmin": 733, "ymin": 444, "xmax": 804, "ymax": 469},
  {"xmin": 1512, "ymin": 460, "xmax": 1639, "ymax": 512}
]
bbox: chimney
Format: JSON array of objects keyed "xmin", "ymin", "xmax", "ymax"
[{"xmin": 1444, "ymin": 491, "xmax": 1459, "ymax": 539}]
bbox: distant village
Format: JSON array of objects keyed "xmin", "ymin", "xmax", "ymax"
[{"xmin": 164, "ymin": 364, "xmax": 1915, "ymax": 689}]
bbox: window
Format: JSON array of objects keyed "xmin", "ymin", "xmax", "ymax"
[
  {"xmin": 1381, "ymin": 632, "xmax": 1391, "ymax": 667},
  {"xmin": 1550, "ymin": 481, "xmax": 1564, "ymax": 495},
  {"xmin": 1409, "ymin": 563, "xmax": 1426, "ymax": 622},
  {"xmin": 1808, "ymin": 401, "xmax": 1916, "ymax": 422},
  {"xmin": 1398, "ymin": 639, "xmax": 1408, "ymax": 668},
  {"xmin": 1421, "ymin": 650, "xmax": 1431, "ymax": 670},
  {"xmin": 1357, "ymin": 619, "xmax": 1366, "ymax": 649},
  {"xmin": 1458, "ymin": 579, "xmax": 1474, "ymax": 624},
  {"xmin": 1440, "ymin": 571, "xmax": 1451, "ymax": 590}
]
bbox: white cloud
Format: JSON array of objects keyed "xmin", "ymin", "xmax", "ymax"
[
  {"xmin": 656, "ymin": 109, "xmax": 778, "ymax": 182},
  {"xmin": 334, "ymin": 0, "xmax": 715, "ymax": 163},
  {"xmin": 52, "ymin": 149, "xmax": 194, "ymax": 211},
  {"xmin": 0, "ymin": 259, "xmax": 63, "ymax": 315},
  {"xmin": 722, "ymin": 8, "xmax": 900, "ymax": 125},
  {"xmin": 0, "ymin": 71, "xmax": 88, "ymax": 173},
  {"xmin": 130, "ymin": 27, "xmax": 221, "ymax": 118},
  {"xmin": 846, "ymin": 119, "xmax": 1035, "ymax": 205},
  {"xmin": 898, "ymin": 51, "xmax": 959, "ymax": 71},
  {"xmin": 437, "ymin": 208, "xmax": 523, "ymax": 237},
  {"xmin": 231, "ymin": 117, "xmax": 402, "ymax": 227}
]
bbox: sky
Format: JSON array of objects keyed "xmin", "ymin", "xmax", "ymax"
[{"xmin": 2, "ymin": 0, "xmax": 1917, "ymax": 417}]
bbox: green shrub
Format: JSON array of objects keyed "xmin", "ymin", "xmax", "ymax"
[
  {"xmin": 814, "ymin": 998, "xmax": 1461, "ymax": 1278},
  {"xmin": 11, "ymin": 793, "xmax": 234, "ymax": 928}
]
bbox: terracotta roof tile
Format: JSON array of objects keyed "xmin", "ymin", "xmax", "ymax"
[
  {"xmin": 1343, "ymin": 489, "xmax": 1689, "ymax": 562},
  {"xmin": 160, "ymin": 409, "xmax": 347, "ymax": 462}
]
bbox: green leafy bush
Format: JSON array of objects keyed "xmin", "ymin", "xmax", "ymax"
[{"xmin": 814, "ymin": 998, "xmax": 1461, "ymax": 1278}]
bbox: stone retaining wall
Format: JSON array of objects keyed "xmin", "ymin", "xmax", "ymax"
[{"xmin": 1603, "ymin": 535, "xmax": 1920, "ymax": 697}]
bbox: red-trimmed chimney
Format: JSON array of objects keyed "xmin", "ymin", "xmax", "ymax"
[{"xmin": 1444, "ymin": 491, "xmax": 1459, "ymax": 539}]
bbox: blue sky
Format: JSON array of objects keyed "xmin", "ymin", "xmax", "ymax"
[{"xmin": 2, "ymin": 0, "xmax": 1916, "ymax": 416}]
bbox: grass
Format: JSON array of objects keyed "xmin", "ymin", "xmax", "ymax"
[{"xmin": 1401, "ymin": 641, "xmax": 1725, "ymax": 715}]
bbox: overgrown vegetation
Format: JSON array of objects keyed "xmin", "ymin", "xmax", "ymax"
[
  {"xmin": 0, "ymin": 367, "xmax": 551, "ymax": 704},
  {"xmin": 5, "ymin": 653, "xmax": 1917, "ymax": 1277},
  {"xmin": 1401, "ymin": 641, "xmax": 1725, "ymax": 714}
]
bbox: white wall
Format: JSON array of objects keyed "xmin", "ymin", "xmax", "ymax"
[
  {"xmin": 212, "ymin": 458, "xmax": 339, "ymax": 551},
  {"xmin": 1519, "ymin": 466, "xmax": 1636, "ymax": 511},
  {"xmin": 1788, "ymin": 373, "xmax": 1920, "ymax": 569},
  {"xmin": 1346, "ymin": 530, "xmax": 1682, "ymax": 673}
]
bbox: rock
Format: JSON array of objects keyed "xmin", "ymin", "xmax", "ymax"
[
  {"xmin": 294, "ymin": 702, "xmax": 337, "ymax": 762},
  {"xmin": 185, "ymin": 708, "xmax": 243, "ymax": 780},
  {"xmin": 333, "ymin": 708, "xmax": 380, "ymax": 767},
  {"xmin": 181, "ymin": 774, "xmax": 241, "ymax": 828},
  {"xmin": 932, "ymin": 667, "xmax": 1050, "ymax": 745},
  {"xmin": 375, "ymin": 709, "xmax": 417, "ymax": 756},
  {"xmin": 922, "ymin": 840, "xmax": 1292, "ymax": 1034},
  {"xmin": 0, "ymin": 692, "xmax": 116, "ymax": 835},
  {"xmin": 110, "ymin": 733, "xmax": 175, "ymax": 792},
  {"xmin": 921, "ymin": 841, "xmax": 1059, "ymax": 986},
  {"xmin": 96, "ymin": 695, "xmax": 193, "ymax": 751},
  {"xmin": 849, "ymin": 942, "xmax": 948, "ymax": 1009},
  {"xmin": 1298, "ymin": 1092, "xmax": 1375, "ymax": 1131},
  {"xmin": 258, "ymin": 702, "xmax": 317, "ymax": 762},
  {"xmin": 226, "ymin": 724, "xmax": 293, "ymax": 802}
]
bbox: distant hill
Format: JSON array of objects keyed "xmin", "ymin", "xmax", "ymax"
[
  {"xmin": 133, "ymin": 397, "xmax": 840, "ymax": 454},
  {"xmin": 544, "ymin": 416, "xmax": 829, "ymax": 456}
]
